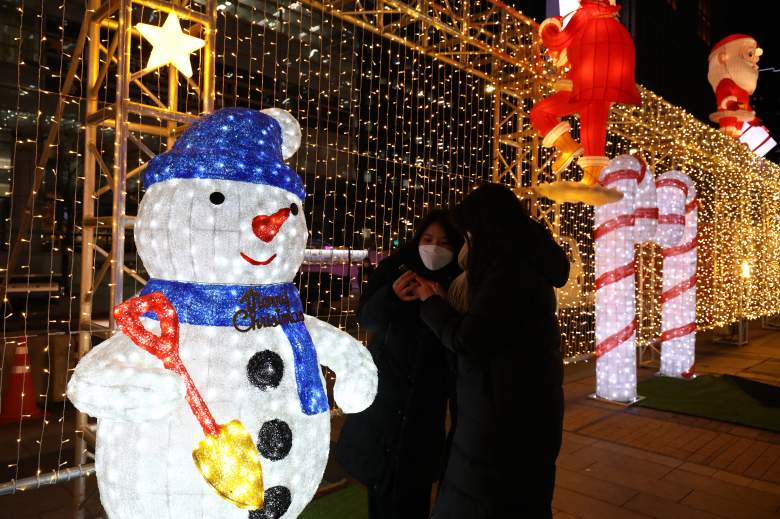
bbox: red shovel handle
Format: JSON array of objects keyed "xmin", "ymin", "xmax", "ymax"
[
  {"xmin": 114, "ymin": 292, "xmax": 180, "ymax": 366},
  {"xmin": 114, "ymin": 293, "xmax": 220, "ymax": 436}
]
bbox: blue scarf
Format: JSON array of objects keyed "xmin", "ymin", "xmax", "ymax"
[{"xmin": 139, "ymin": 279, "xmax": 328, "ymax": 416}]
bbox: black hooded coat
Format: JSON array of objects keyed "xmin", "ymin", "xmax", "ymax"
[
  {"xmin": 335, "ymin": 243, "xmax": 460, "ymax": 496},
  {"xmin": 421, "ymin": 220, "xmax": 570, "ymax": 519}
]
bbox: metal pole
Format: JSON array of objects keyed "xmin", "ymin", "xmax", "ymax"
[
  {"xmin": 529, "ymin": 79, "xmax": 544, "ymax": 222},
  {"xmin": 761, "ymin": 315, "xmax": 780, "ymax": 330},
  {"xmin": 74, "ymin": 1, "xmax": 101, "ymax": 516},
  {"xmin": 0, "ymin": 464, "xmax": 96, "ymax": 497},
  {"xmin": 491, "ymin": 89, "xmax": 501, "ymax": 183},
  {"xmin": 489, "ymin": 11, "xmax": 503, "ymax": 184},
  {"xmin": 108, "ymin": 0, "xmax": 132, "ymax": 326},
  {"xmin": 299, "ymin": 0, "xmax": 497, "ymax": 83},
  {"xmin": 202, "ymin": 0, "xmax": 217, "ymax": 113},
  {"xmin": 167, "ymin": 1, "xmax": 180, "ymax": 149}
]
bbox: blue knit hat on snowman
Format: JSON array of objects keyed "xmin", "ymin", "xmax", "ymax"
[{"xmin": 143, "ymin": 107, "xmax": 305, "ymax": 200}]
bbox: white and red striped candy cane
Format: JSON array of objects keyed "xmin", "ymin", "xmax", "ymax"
[
  {"xmin": 656, "ymin": 172, "xmax": 697, "ymax": 378},
  {"xmin": 633, "ymin": 160, "xmax": 658, "ymax": 242},
  {"xmin": 595, "ymin": 157, "xmax": 698, "ymax": 401},
  {"xmin": 594, "ymin": 156, "xmax": 645, "ymax": 402}
]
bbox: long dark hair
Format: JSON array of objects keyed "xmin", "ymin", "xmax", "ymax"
[{"xmin": 453, "ymin": 183, "xmax": 534, "ymax": 288}]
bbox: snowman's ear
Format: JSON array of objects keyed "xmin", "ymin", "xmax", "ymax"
[{"xmin": 261, "ymin": 108, "xmax": 302, "ymax": 160}]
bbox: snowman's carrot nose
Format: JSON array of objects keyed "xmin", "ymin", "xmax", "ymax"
[{"xmin": 252, "ymin": 207, "xmax": 290, "ymax": 242}]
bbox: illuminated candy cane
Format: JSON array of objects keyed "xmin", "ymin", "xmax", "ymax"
[
  {"xmin": 656, "ymin": 173, "xmax": 698, "ymax": 378},
  {"xmin": 594, "ymin": 156, "xmax": 644, "ymax": 402},
  {"xmin": 594, "ymin": 156, "xmax": 698, "ymax": 402}
]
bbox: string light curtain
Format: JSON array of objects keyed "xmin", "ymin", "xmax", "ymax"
[
  {"xmin": 210, "ymin": 1, "xmax": 494, "ymax": 323},
  {"xmin": 0, "ymin": 0, "xmax": 494, "ymax": 499},
  {"xmin": 0, "ymin": 0, "xmax": 85, "ymax": 488}
]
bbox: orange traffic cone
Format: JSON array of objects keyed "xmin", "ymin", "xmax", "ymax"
[{"xmin": 0, "ymin": 338, "xmax": 44, "ymax": 423}]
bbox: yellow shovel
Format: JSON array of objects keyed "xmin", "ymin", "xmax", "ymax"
[{"xmin": 114, "ymin": 292, "xmax": 264, "ymax": 509}]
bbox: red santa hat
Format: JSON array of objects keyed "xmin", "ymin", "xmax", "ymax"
[{"xmin": 709, "ymin": 34, "xmax": 757, "ymax": 60}]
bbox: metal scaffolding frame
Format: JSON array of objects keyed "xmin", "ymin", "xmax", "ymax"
[
  {"xmin": 302, "ymin": 0, "xmax": 544, "ymax": 82},
  {"xmin": 299, "ymin": 0, "xmax": 559, "ymax": 229}
]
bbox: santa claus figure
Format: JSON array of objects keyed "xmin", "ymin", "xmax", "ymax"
[
  {"xmin": 707, "ymin": 34, "xmax": 763, "ymax": 138},
  {"xmin": 530, "ymin": 0, "xmax": 641, "ymax": 186}
]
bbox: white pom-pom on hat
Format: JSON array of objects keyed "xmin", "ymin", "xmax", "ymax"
[{"xmin": 261, "ymin": 108, "xmax": 302, "ymax": 160}]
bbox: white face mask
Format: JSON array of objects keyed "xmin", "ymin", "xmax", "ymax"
[{"xmin": 419, "ymin": 244, "xmax": 454, "ymax": 271}]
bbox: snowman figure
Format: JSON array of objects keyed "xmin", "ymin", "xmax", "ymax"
[{"xmin": 67, "ymin": 108, "xmax": 378, "ymax": 519}]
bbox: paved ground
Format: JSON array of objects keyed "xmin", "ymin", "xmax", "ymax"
[
  {"xmin": 552, "ymin": 326, "xmax": 780, "ymax": 519},
  {"xmin": 1, "ymin": 324, "xmax": 779, "ymax": 518}
]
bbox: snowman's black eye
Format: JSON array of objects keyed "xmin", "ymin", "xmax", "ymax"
[
  {"xmin": 289, "ymin": 203, "xmax": 299, "ymax": 215},
  {"xmin": 209, "ymin": 192, "xmax": 225, "ymax": 205}
]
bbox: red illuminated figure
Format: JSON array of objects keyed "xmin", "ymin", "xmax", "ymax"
[{"xmin": 531, "ymin": 0, "xmax": 641, "ymax": 187}]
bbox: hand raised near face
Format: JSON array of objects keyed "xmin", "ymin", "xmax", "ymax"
[
  {"xmin": 414, "ymin": 276, "xmax": 447, "ymax": 301},
  {"xmin": 392, "ymin": 270, "xmax": 420, "ymax": 301}
]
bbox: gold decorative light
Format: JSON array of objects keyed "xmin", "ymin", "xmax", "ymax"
[
  {"xmin": 192, "ymin": 420, "xmax": 265, "ymax": 510},
  {"xmin": 136, "ymin": 14, "xmax": 205, "ymax": 78},
  {"xmin": 740, "ymin": 260, "xmax": 752, "ymax": 279}
]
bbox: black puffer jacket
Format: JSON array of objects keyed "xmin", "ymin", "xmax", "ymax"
[
  {"xmin": 421, "ymin": 222, "xmax": 569, "ymax": 519},
  {"xmin": 335, "ymin": 245, "xmax": 460, "ymax": 492}
]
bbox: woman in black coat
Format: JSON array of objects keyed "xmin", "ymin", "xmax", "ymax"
[
  {"xmin": 335, "ymin": 209, "xmax": 463, "ymax": 519},
  {"xmin": 415, "ymin": 184, "xmax": 570, "ymax": 519}
]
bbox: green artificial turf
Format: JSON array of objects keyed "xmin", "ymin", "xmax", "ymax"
[
  {"xmin": 300, "ymin": 484, "xmax": 368, "ymax": 519},
  {"xmin": 636, "ymin": 374, "xmax": 780, "ymax": 432}
]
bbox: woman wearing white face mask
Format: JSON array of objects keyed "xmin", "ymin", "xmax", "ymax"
[{"xmin": 336, "ymin": 209, "xmax": 462, "ymax": 519}]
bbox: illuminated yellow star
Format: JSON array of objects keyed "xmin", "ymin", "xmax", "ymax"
[{"xmin": 136, "ymin": 14, "xmax": 205, "ymax": 78}]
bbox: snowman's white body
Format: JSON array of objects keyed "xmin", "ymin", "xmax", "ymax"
[
  {"xmin": 86, "ymin": 317, "xmax": 348, "ymax": 518},
  {"xmin": 68, "ymin": 118, "xmax": 377, "ymax": 519}
]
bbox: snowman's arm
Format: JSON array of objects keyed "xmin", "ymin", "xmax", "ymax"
[
  {"xmin": 304, "ymin": 315, "xmax": 377, "ymax": 414},
  {"xmin": 67, "ymin": 325, "xmax": 185, "ymax": 422}
]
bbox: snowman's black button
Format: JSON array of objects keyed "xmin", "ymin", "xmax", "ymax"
[
  {"xmin": 209, "ymin": 191, "xmax": 225, "ymax": 205},
  {"xmin": 249, "ymin": 486, "xmax": 291, "ymax": 519},
  {"xmin": 256, "ymin": 419, "xmax": 293, "ymax": 461},
  {"xmin": 247, "ymin": 350, "xmax": 284, "ymax": 391}
]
